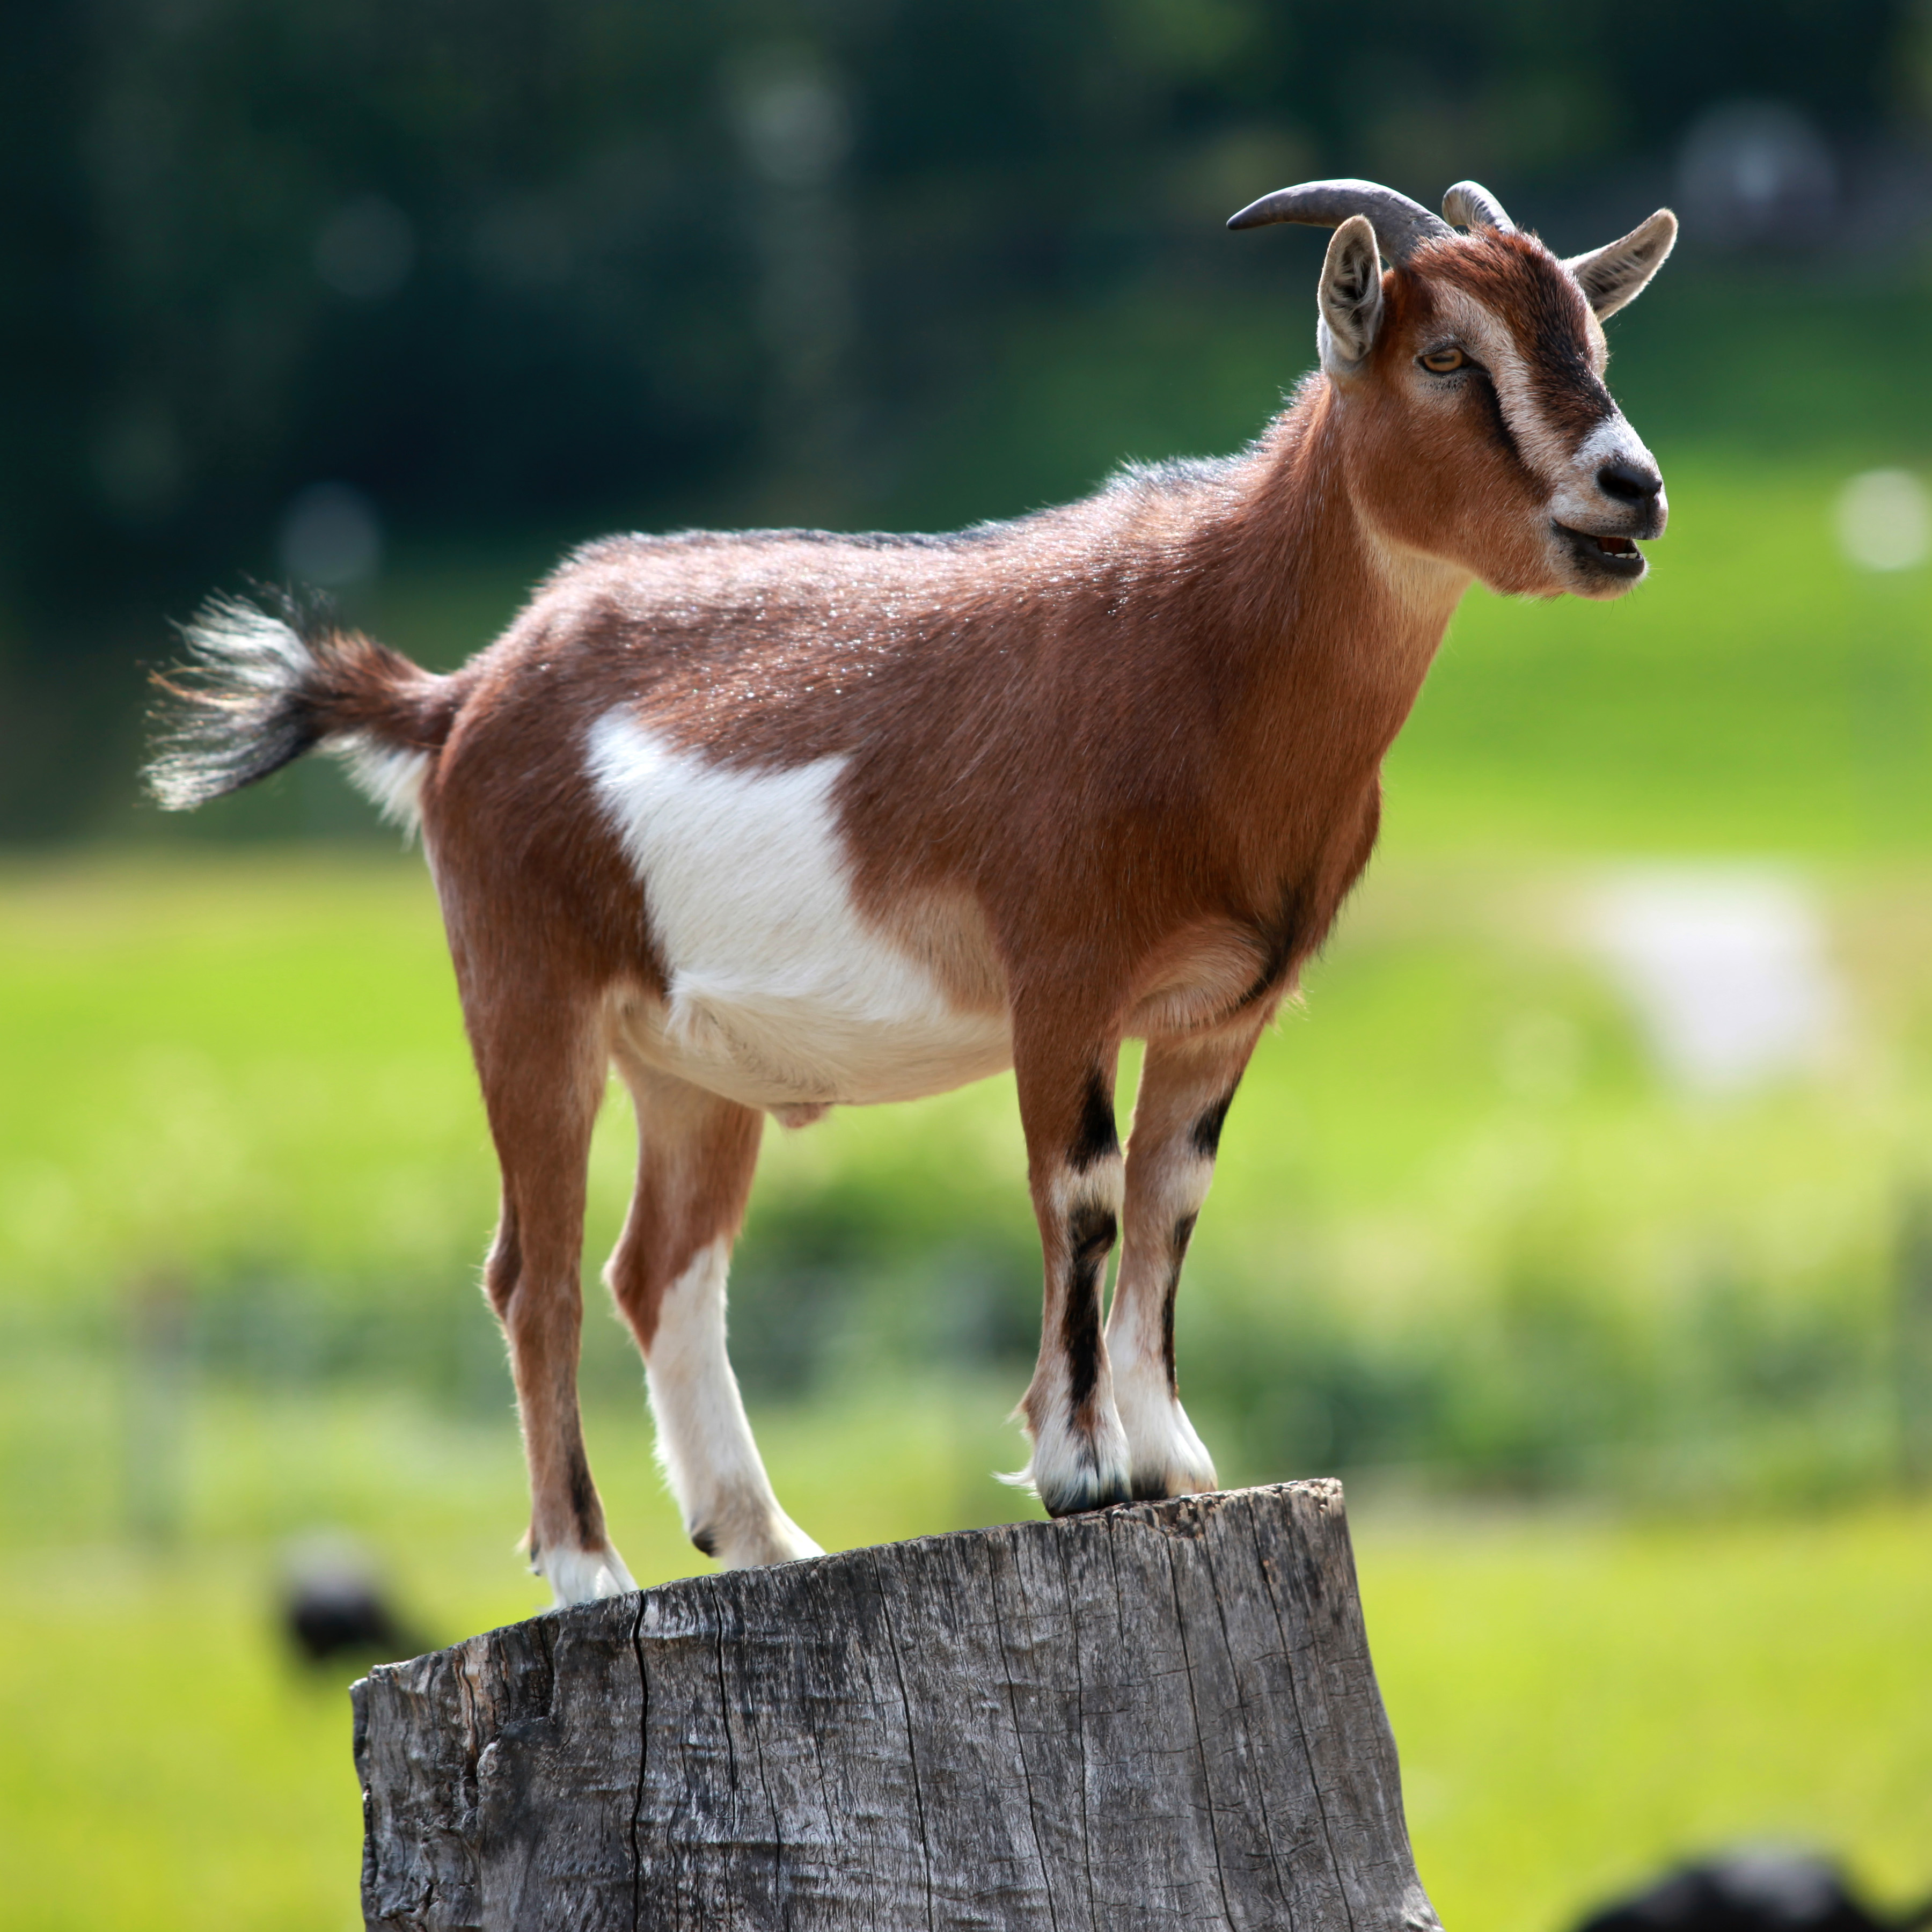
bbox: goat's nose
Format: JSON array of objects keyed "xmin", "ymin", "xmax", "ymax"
[{"xmin": 1597, "ymin": 457, "xmax": 1662, "ymax": 504}]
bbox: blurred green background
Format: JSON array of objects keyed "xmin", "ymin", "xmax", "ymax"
[{"xmin": 5, "ymin": 4, "xmax": 1932, "ymax": 1930}]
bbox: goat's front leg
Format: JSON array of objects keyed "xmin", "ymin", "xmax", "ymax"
[
  {"xmin": 1107, "ymin": 1021, "xmax": 1262, "ymax": 1499},
  {"xmin": 1013, "ymin": 1028, "xmax": 1132, "ymax": 1515}
]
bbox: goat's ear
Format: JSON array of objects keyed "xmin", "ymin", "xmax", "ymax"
[
  {"xmin": 1564, "ymin": 209, "xmax": 1678, "ymax": 320},
  {"xmin": 1317, "ymin": 214, "xmax": 1384, "ymax": 371}
]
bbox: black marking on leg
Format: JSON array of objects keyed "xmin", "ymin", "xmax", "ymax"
[
  {"xmin": 1191, "ymin": 1095, "xmax": 1234, "ymax": 1160},
  {"xmin": 1069, "ymin": 1070, "xmax": 1119, "ymax": 1172},
  {"xmin": 1164, "ymin": 1212, "xmax": 1197, "ymax": 1397},
  {"xmin": 566, "ymin": 1443, "xmax": 599, "ymax": 1546},
  {"xmin": 689, "ymin": 1525, "xmax": 718, "ymax": 1558},
  {"xmin": 1160, "ymin": 1274, "xmax": 1180, "ymax": 1398},
  {"xmin": 1062, "ymin": 1203, "xmax": 1117, "ymax": 1411},
  {"xmin": 1170, "ymin": 1211, "xmax": 1199, "ymax": 1262}
]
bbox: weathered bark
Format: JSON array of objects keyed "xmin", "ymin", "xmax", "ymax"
[{"xmin": 354, "ymin": 1479, "xmax": 1441, "ymax": 1932}]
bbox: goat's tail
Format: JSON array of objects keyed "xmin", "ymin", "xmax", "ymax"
[{"xmin": 144, "ymin": 590, "xmax": 459, "ymax": 831}]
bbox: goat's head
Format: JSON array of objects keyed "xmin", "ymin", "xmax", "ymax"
[{"xmin": 1231, "ymin": 177, "xmax": 1677, "ymax": 599}]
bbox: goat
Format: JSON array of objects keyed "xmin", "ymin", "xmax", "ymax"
[{"xmin": 147, "ymin": 177, "xmax": 1677, "ymax": 1606}]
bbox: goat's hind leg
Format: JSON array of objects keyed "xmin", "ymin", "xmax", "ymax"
[
  {"xmin": 605, "ymin": 1055, "xmax": 821, "ymax": 1570},
  {"xmin": 474, "ymin": 989, "xmax": 635, "ymax": 1607}
]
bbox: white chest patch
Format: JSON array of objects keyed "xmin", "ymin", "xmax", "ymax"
[{"xmin": 586, "ymin": 711, "xmax": 1011, "ymax": 1108}]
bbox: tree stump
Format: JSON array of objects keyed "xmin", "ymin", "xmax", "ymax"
[{"xmin": 354, "ymin": 1479, "xmax": 1441, "ymax": 1932}]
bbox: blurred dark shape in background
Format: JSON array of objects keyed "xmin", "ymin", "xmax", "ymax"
[
  {"xmin": 3, "ymin": 0, "xmax": 1930, "ymax": 839},
  {"xmin": 312, "ymin": 195, "xmax": 419, "ymax": 304},
  {"xmin": 276, "ymin": 481, "xmax": 384, "ymax": 587},
  {"xmin": 1675, "ymin": 103, "xmax": 1839, "ymax": 248},
  {"xmin": 1574, "ymin": 1852, "xmax": 1932, "ymax": 1932},
  {"xmin": 279, "ymin": 1533, "xmax": 421, "ymax": 1668}
]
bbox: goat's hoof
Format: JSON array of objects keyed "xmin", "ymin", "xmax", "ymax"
[
  {"xmin": 536, "ymin": 1542, "xmax": 638, "ymax": 1608},
  {"xmin": 1012, "ymin": 1394, "xmax": 1133, "ymax": 1518},
  {"xmin": 1129, "ymin": 1466, "xmax": 1219, "ymax": 1502},
  {"xmin": 691, "ymin": 1506, "xmax": 824, "ymax": 1570},
  {"xmin": 1115, "ymin": 1382, "xmax": 1219, "ymax": 1503},
  {"xmin": 1029, "ymin": 1465, "xmax": 1133, "ymax": 1517},
  {"xmin": 1048, "ymin": 1483, "xmax": 1133, "ymax": 1517}
]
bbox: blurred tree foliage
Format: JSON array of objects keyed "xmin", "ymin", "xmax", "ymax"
[{"xmin": 0, "ymin": 0, "xmax": 1914, "ymax": 834}]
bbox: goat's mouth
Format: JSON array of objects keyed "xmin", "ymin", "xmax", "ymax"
[{"xmin": 1554, "ymin": 521, "xmax": 1647, "ymax": 581}]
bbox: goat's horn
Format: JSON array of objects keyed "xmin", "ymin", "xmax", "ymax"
[
  {"xmin": 1442, "ymin": 180, "xmax": 1514, "ymax": 233},
  {"xmin": 1225, "ymin": 178, "xmax": 1453, "ymax": 264}
]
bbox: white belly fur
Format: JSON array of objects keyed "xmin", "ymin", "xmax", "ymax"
[{"xmin": 586, "ymin": 711, "xmax": 1012, "ymax": 1108}]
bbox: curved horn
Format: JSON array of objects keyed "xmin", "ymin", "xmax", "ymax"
[
  {"xmin": 1442, "ymin": 179, "xmax": 1514, "ymax": 233},
  {"xmin": 1226, "ymin": 177, "xmax": 1453, "ymax": 264}
]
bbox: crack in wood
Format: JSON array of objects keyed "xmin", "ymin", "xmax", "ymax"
[
  {"xmin": 1161, "ymin": 1521, "xmax": 1236, "ymax": 1927},
  {"xmin": 628, "ymin": 1596, "xmax": 648, "ymax": 1932},
  {"xmin": 871, "ymin": 1547, "xmax": 938, "ymax": 1932},
  {"xmin": 984, "ymin": 1536, "xmax": 1061, "ymax": 1932},
  {"xmin": 354, "ymin": 1483, "xmax": 1437, "ymax": 1932}
]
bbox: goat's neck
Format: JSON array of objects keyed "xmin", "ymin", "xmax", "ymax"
[{"xmin": 1202, "ymin": 387, "xmax": 1472, "ymax": 771}]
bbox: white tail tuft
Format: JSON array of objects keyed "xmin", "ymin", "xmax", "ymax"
[
  {"xmin": 145, "ymin": 590, "xmax": 447, "ymax": 829},
  {"xmin": 332, "ymin": 736, "xmax": 430, "ymax": 835}
]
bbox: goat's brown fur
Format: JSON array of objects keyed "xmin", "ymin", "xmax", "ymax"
[{"xmin": 147, "ymin": 195, "xmax": 1675, "ymax": 1598}]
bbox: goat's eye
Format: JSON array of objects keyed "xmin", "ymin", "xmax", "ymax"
[{"xmin": 1419, "ymin": 346, "xmax": 1467, "ymax": 374}]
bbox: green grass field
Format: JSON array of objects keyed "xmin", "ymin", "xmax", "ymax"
[
  {"xmin": 6, "ymin": 443, "xmax": 1932, "ymax": 1925},
  {"xmin": 3, "ymin": 1388, "xmax": 1926, "ymax": 1932}
]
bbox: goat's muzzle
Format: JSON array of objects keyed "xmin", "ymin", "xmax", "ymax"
[
  {"xmin": 1552, "ymin": 521, "xmax": 1652, "ymax": 584},
  {"xmin": 1555, "ymin": 455, "xmax": 1667, "ymax": 585},
  {"xmin": 1597, "ymin": 458, "xmax": 1663, "ymax": 510}
]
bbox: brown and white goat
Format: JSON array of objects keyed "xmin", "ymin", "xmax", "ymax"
[{"xmin": 149, "ymin": 177, "xmax": 1676, "ymax": 1605}]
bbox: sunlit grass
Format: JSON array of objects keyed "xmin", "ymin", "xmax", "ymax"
[
  {"xmin": 1, "ymin": 1372, "xmax": 1924, "ymax": 1932},
  {"xmin": 1362, "ymin": 1494, "xmax": 1932, "ymax": 1932}
]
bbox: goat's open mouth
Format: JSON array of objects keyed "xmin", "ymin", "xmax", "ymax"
[{"xmin": 1554, "ymin": 522, "xmax": 1646, "ymax": 577}]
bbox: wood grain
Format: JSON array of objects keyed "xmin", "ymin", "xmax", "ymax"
[{"xmin": 355, "ymin": 1480, "xmax": 1441, "ymax": 1932}]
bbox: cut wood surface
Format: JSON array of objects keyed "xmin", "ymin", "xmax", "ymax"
[{"xmin": 354, "ymin": 1480, "xmax": 1442, "ymax": 1932}]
